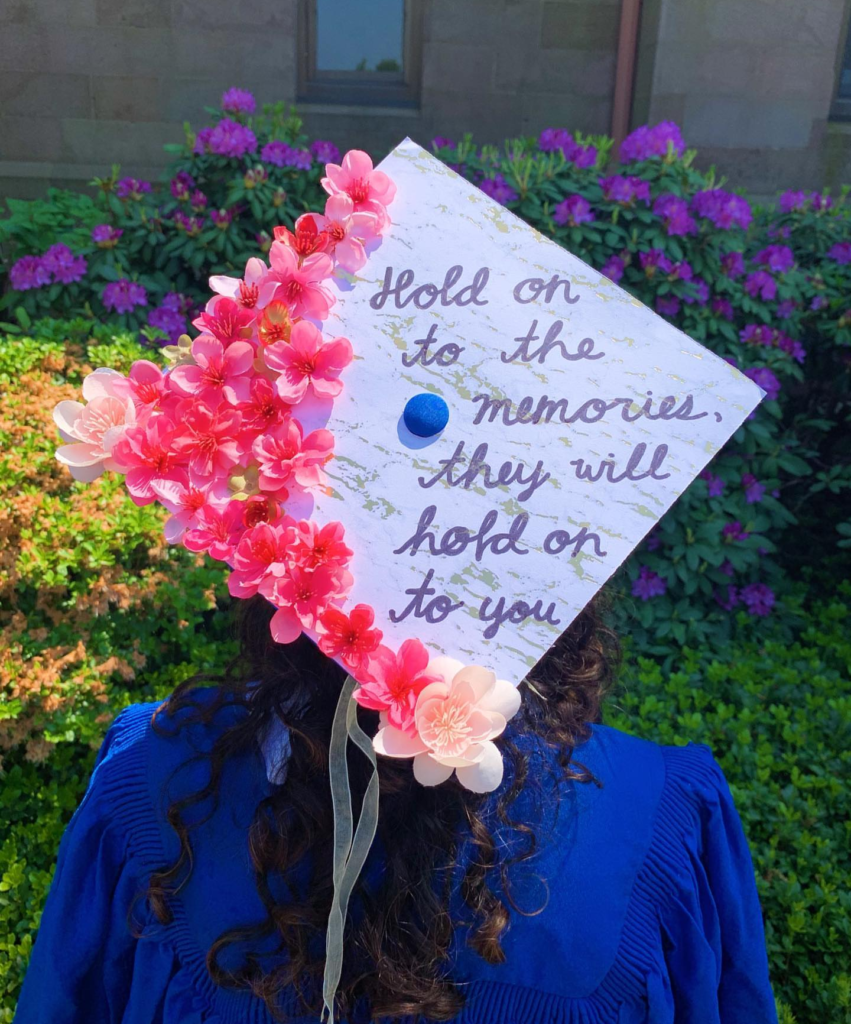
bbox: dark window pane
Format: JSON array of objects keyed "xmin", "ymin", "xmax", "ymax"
[
  {"xmin": 840, "ymin": 24, "xmax": 851, "ymax": 98},
  {"xmin": 316, "ymin": 0, "xmax": 404, "ymax": 73}
]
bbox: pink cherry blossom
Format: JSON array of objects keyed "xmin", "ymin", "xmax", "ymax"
[
  {"xmin": 321, "ymin": 150, "xmax": 396, "ymax": 226},
  {"xmin": 53, "ymin": 368, "xmax": 137, "ymax": 483},
  {"xmin": 169, "ymin": 335, "xmax": 254, "ymax": 407},
  {"xmin": 318, "ymin": 603, "xmax": 383, "ymax": 673},
  {"xmin": 171, "ymin": 400, "xmax": 244, "ymax": 479},
  {"xmin": 354, "ymin": 639, "xmax": 438, "ymax": 736},
  {"xmin": 236, "ymin": 375, "xmax": 292, "ymax": 439},
  {"xmin": 267, "ymin": 564, "xmax": 349, "ymax": 643},
  {"xmin": 264, "ymin": 320, "xmax": 353, "ymax": 403},
  {"xmin": 287, "ymin": 520, "xmax": 352, "ymax": 571},
  {"xmin": 312, "ymin": 195, "xmax": 380, "ymax": 273},
  {"xmin": 151, "ymin": 472, "xmax": 231, "ymax": 543},
  {"xmin": 268, "ymin": 244, "xmax": 335, "ymax": 320},
  {"xmin": 192, "ymin": 296, "xmax": 257, "ymax": 346},
  {"xmin": 110, "ymin": 415, "xmax": 181, "ymax": 506},
  {"xmin": 227, "ymin": 518, "xmax": 295, "ymax": 598},
  {"xmin": 182, "ymin": 499, "xmax": 246, "ymax": 561},
  {"xmin": 252, "ymin": 419, "xmax": 333, "ymax": 497},
  {"xmin": 127, "ymin": 360, "xmax": 168, "ymax": 414},
  {"xmin": 372, "ymin": 658, "xmax": 521, "ymax": 793},
  {"xmin": 209, "ymin": 257, "xmax": 279, "ymax": 312}
]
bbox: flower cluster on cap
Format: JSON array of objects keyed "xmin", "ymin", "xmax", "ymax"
[{"xmin": 51, "ymin": 148, "xmax": 519, "ymax": 794}]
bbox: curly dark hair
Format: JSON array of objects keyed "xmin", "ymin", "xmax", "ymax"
[{"xmin": 144, "ymin": 594, "xmax": 619, "ymax": 1021}]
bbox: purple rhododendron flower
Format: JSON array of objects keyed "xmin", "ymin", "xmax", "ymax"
[
  {"xmin": 683, "ymin": 278, "xmax": 710, "ymax": 305},
  {"xmin": 538, "ymin": 128, "xmax": 571, "ymax": 152},
  {"xmin": 601, "ymin": 254, "xmax": 625, "ymax": 283},
  {"xmin": 553, "ymin": 194, "xmax": 595, "ymax": 226},
  {"xmin": 194, "ymin": 127, "xmax": 214, "ymax": 155},
  {"xmin": 260, "ymin": 140, "xmax": 312, "ymax": 169},
  {"xmin": 190, "ymin": 190, "xmax": 208, "ymax": 210},
  {"xmin": 744, "ymin": 270, "xmax": 777, "ymax": 301},
  {"xmin": 210, "ymin": 208, "xmax": 233, "ymax": 229},
  {"xmin": 755, "ymin": 244, "xmax": 794, "ymax": 274},
  {"xmin": 620, "ymin": 121, "xmax": 685, "ymax": 162},
  {"xmin": 632, "ymin": 567, "xmax": 667, "ymax": 600},
  {"xmin": 537, "ymin": 128, "xmax": 596, "ymax": 167},
  {"xmin": 207, "ymin": 118, "xmax": 257, "ymax": 158},
  {"xmin": 721, "ymin": 251, "xmax": 745, "ymax": 278},
  {"xmin": 811, "ymin": 193, "xmax": 833, "ymax": 212},
  {"xmin": 744, "ymin": 366, "xmax": 781, "ymax": 400},
  {"xmin": 742, "ymin": 473, "xmax": 765, "ymax": 504},
  {"xmin": 776, "ymin": 333, "xmax": 806, "ymax": 363},
  {"xmin": 147, "ymin": 294, "xmax": 188, "ymax": 343},
  {"xmin": 810, "ymin": 295, "xmax": 828, "ymax": 311},
  {"xmin": 10, "ymin": 255, "xmax": 51, "ymax": 291},
  {"xmin": 740, "ymin": 583, "xmax": 775, "ymax": 617},
  {"xmin": 599, "ymin": 175, "xmax": 650, "ymax": 205},
  {"xmin": 92, "ymin": 224, "xmax": 123, "ymax": 248},
  {"xmin": 700, "ymin": 470, "xmax": 725, "ymax": 497},
  {"xmin": 740, "ymin": 323, "xmax": 774, "ymax": 347},
  {"xmin": 170, "ymin": 171, "xmax": 195, "ymax": 201},
  {"xmin": 720, "ymin": 560, "xmax": 735, "ymax": 577},
  {"xmin": 669, "ymin": 260, "xmax": 693, "ymax": 282},
  {"xmin": 639, "ymin": 249, "xmax": 673, "ymax": 276},
  {"xmin": 103, "ymin": 278, "xmax": 148, "ymax": 314},
  {"xmin": 779, "ymin": 190, "xmax": 811, "ymax": 213},
  {"xmin": 653, "ymin": 194, "xmax": 696, "ymax": 236},
  {"xmin": 715, "ymin": 585, "xmax": 739, "ymax": 611},
  {"xmin": 479, "ymin": 174, "xmax": 518, "ymax": 205},
  {"xmin": 690, "ymin": 189, "xmax": 752, "ymax": 230},
  {"xmin": 431, "ymin": 136, "xmax": 454, "ymax": 150},
  {"xmin": 311, "ymin": 139, "xmax": 341, "ymax": 163},
  {"xmin": 828, "ymin": 241, "xmax": 851, "ymax": 265},
  {"xmin": 711, "ymin": 297, "xmax": 734, "ymax": 320},
  {"xmin": 115, "ymin": 177, "xmax": 152, "ymax": 200},
  {"xmin": 43, "ymin": 243, "xmax": 87, "ymax": 284},
  {"xmin": 221, "ymin": 87, "xmax": 256, "ymax": 115},
  {"xmin": 722, "ymin": 521, "xmax": 750, "ymax": 541},
  {"xmin": 656, "ymin": 296, "xmax": 680, "ymax": 317},
  {"xmin": 776, "ymin": 299, "xmax": 797, "ymax": 318}
]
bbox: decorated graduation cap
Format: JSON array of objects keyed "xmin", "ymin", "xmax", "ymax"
[{"xmin": 53, "ymin": 139, "xmax": 764, "ymax": 1020}]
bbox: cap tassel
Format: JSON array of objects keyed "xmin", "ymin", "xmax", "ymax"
[{"xmin": 322, "ymin": 675, "xmax": 380, "ymax": 1024}]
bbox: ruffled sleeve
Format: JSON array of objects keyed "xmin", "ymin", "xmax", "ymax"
[
  {"xmin": 659, "ymin": 743, "xmax": 778, "ymax": 1024},
  {"xmin": 14, "ymin": 707, "xmax": 152, "ymax": 1024}
]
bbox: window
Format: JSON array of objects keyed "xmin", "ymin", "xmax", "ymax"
[
  {"xmin": 832, "ymin": 12, "xmax": 851, "ymax": 119},
  {"xmin": 298, "ymin": 0, "xmax": 422, "ymax": 107}
]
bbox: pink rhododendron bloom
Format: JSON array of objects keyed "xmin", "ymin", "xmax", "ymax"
[
  {"xmin": 169, "ymin": 335, "xmax": 254, "ymax": 407},
  {"xmin": 209, "ymin": 257, "xmax": 279, "ymax": 312},
  {"xmin": 268, "ymin": 244, "xmax": 335, "ymax": 320},
  {"xmin": 228, "ymin": 519, "xmax": 295, "ymax": 598},
  {"xmin": 313, "ymin": 194, "xmax": 380, "ymax": 273},
  {"xmin": 321, "ymin": 149, "xmax": 396, "ymax": 224},
  {"xmin": 151, "ymin": 472, "xmax": 231, "ymax": 544},
  {"xmin": 53, "ymin": 368, "xmax": 136, "ymax": 483},
  {"xmin": 354, "ymin": 639, "xmax": 438, "ymax": 735},
  {"xmin": 193, "ymin": 296, "xmax": 257, "ymax": 346},
  {"xmin": 252, "ymin": 419, "xmax": 334, "ymax": 497},
  {"xmin": 288, "ymin": 520, "xmax": 352, "ymax": 571},
  {"xmin": 372, "ymin": 658, "xmax": 521, "ymax": 793},
  {"xmin": 110, "ymin": 416, "xmax": 181, "ymax": 506},
  {"xmin": 318, "ymin": 603, "xmax": 383, "ymax": 673},
  {"xmin": 182, "ymin": 500, "xmax": 246, "ymax": 561},
  {"xmin": 264, "ymin": 321, "xmax": 353, "ymax": 403},
  {"xmin": 267, "ymin": 564, "xmax": 349, "ymax": 643},
  {"xmin": 172, "ymin": 400, "xmax": 244, "ymax": 479}
]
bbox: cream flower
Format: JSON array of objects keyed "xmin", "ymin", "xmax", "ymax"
[
  {"xmin": 372, "ymin": 657, "xmax": 521, "ymax": 794},
  {"xmin": 53, "ymin": 368, "xmax": 136, "ymax": 482}
]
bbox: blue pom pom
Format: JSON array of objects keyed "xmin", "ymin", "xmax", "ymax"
[{"xmin": 403, "ymin": 393, "xmax": 449, "ymax": 438}]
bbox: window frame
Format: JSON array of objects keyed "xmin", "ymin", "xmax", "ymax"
[{"xmin": 297, "ymin": 0, "xmax": 423, "ymax": 108}]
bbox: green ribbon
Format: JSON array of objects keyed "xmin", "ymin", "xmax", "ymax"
[{"xmin": 322, "ymin": 675, "xmax": 380, "ymax": 1024}]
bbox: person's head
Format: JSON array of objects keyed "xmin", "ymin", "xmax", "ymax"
[{"xmin": 147, "ymin": 594, "xmax": 618, "ymax": 1020}]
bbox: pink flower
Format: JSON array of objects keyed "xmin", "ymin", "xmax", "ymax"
[
  {"xmin": 169, "ymin": 335, "xmax": 254, "ymax": 407},
  {"xmin": 193, "ymin": 296, "xmax": 257, "ymax": 346},
  {"xmin": 267, "ymin": 564, "xmax": 349, "ymax": 643},
  {"xmin": 182, "ymin": 500, "xmax": 247, "ymax": 561},
  {"xmin": 264, "ymin": 320, "xmax": 353, "ymax": 403},
  {"xmin": 110, "ymin": 415, "xmax": 181, "ymax": 506},
  {"xmin": 372, "ymin": 658, "xmax": 521, "ymax": 793},
  {"xmin": 172, "ymin": 400, "xmax": 244, "ymax": 479},
  {"xmin": 252, "ymin": 419, "xmax": 334, "ymax": 497},
  {"xmin": 236, "ymin": 375, "xmax": 292, "ymax": 437},
  {"xmin": 354, "ymin": 639, "xmax": 438, "ymax": 735},
  {"xmin": 268, "ymin": 244, "xmax": 335, "ymax": 320},
  {"xmin": 228, "ymin": 519, "xmax": 294, "ymax": 598},
  {"xmin": 321, "ymin": 150, "xmax": 396, "ymax": 223},
  {"xmin": 287, "ymin": 519, "xmax": 352, "ymax": 571},
  {"xmin": 151, "ymin": 472, "xmax": 231, "ymax": 543},
  {"xmin": 318, "ymin": 604, "xmax": 383, "ymax": 673},
  {"xmin": 53, "ymin": 368, "xmax": 136, "ymax": 483},
  {"xmin": 127, "ymin": 360, "xmax": 168, "ymax": 413},
  {"xmin": 209, "ymin": 257, "xmax": 279, "ymax": 312},
  {"xmin": 313, "ymin": 194, "xmax": 381, "ymax": 272}
]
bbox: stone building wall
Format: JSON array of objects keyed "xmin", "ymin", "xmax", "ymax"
[{"xmin": 0, "ymin": 0, "xmax": 849, "ymax": 200}]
